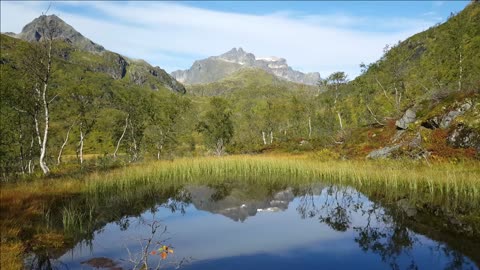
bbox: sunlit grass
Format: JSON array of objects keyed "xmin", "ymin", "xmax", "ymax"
[{"xmin": 86, "ymin": 155, "xmax": 480, "ymax": 207}]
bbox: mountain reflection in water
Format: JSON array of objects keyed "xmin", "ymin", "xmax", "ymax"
[{"xmin": 28, "ymin": 182, "xmax": 478, "ymax": 270}]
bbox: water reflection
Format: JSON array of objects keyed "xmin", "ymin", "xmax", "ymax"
[
  {"xmin": 186, "ymin": 185, "xmax": 296, "ymax": 222},
  {"xmin": 28, "ymin": 181, "xmax": 479, "ymax": 270}
]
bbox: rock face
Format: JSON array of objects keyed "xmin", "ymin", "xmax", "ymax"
[
  {"xmin": 128, "ymin": 60, "xmax": 186, "ymax": 93},
  {"xmin": 396, "ymin": 109, "xmax": 416, "ymax": 130},
  {"xmin": 172, "ymin": 48, "xmax": 321, "ymax": 85},
  {"xmin": 366, "ymin": 145, "xmax": 402, "ymax": 159},
  {"xmin": 422, "ymin": 100, "xmax": 473, "ymax": 130},
  {"xmin": 89, "ymin": 52, "xmax": 129, "ymax": 80},
  {"xmin": 440, "ymin": 101, "xmax": 472, "ymax": 128},
  {"xmin": 447, "ymin": 124, "xmax": 480, "ymax": 150},
  {"xmin": 17, "ymin": 15, "xmax": 105, "ymax": 53}
]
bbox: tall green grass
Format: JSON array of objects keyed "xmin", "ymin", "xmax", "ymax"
[{"xmin": 86, "ymin": 156, "xmax": 480, "ymax": 209}]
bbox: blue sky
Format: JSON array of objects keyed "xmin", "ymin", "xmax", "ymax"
[{"xmin": 0, "ymin": 1, "xmax": 469, "ymax": 78}]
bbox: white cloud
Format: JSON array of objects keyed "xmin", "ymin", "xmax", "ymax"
[{"xmin": 1, "ymin": 1, "xmax": 439, "ymax": 78}]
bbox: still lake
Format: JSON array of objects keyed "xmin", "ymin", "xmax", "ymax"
[{"xmin": 31, "ymin": 182, "xmax": 478, "ymax": 269}]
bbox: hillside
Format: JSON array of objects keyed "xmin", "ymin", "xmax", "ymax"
[
  {"xmin": 187, "ymin": 68, "xmax": 318, "ymax": 97},
  {"xmin": 325, "ymin": 1, "xmax": 480, "ymax": 159},
  {"xmin": 6, "ymin": 15, "xmax": 186, "ymax": 93}
]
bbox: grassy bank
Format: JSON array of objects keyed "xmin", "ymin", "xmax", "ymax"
[
  {"xmin": 1, "ymin": 155, "xmax": 480, "ymax": 269},
  {"xmin": 87, "ymin": 155, "xmax": 480, "ymax": 206}
]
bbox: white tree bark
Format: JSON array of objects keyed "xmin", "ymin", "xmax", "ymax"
[
  {"xmin": 262, "ymin": 131, "xmax": 267, "ymax": 145},
  {"xmin": 129, "ymin": 120, "xmax": 138, "ymax": 161},
  {"xmin": 78, "ymin": 124, "xmax": 84, "ymax": 164},
  {"xmin": 113, "ymin": 114, "xmax": 129, "ymax": 159},
  {"xmin": 37, "ymin": 36, "xmax": 53, "ymax": 175},
  {"xmin": 27, "ymin": 137, "xmax": 34, "ymax": 174},
  {"xmin": 270, "ymin": 131, "xmax": 273, "ymax": 144},
  {"xmin": 337, "ymin": 112, "xmax": 343, "ymax": 130},
  {"xmin": 19, "ymin": 129, "xmax": 25, "ymax": 174},
  {"xmin": 334, "ymin": 84, "xmax": 339, "ymax": 105},
  {"xmin": 157, "ymin": 144, "xmax": 163, "ymax": 160},
  {"xmin": 57, "ymin": 122, "xmax": 74, "ymax": 165},
  {"xmin": 366, "ymin": 104, "xmax": 384, "ymax": 126},
  {"xmin": 458, "ymin": 51, "xmax": 462, "ymax": 92},
  {"xmin": 215, "ymin": 138, "xmax": 224, "ymax": 156}
]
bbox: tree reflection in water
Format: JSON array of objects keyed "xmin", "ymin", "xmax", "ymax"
[
  {"xmin": 296, "ymin": 185, "xmax": 475, "ymax": 270},
  {"xmin": 23, "ymin": 182, "xmax": 477, "ymax": 270}
]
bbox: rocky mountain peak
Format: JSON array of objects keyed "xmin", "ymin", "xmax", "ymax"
[
  {"xmin": 217, "ymin": 47, "xmax": 255, "ymax": 65},
  {"xmin": 172, "ymin": 48, "xmax": 321, "ymax": 85},
  {"xmin": 16, "ymin": 14, "xmax": 105, "ymax": 53}
]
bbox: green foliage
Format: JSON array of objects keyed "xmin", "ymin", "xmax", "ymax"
[
  {"xmin": 197, "ymin": 98, "xmax": 234, "ymax": 155},
  {"xmin": 0, "ymin": 34, "xmax": 192, "ymax": 175}
]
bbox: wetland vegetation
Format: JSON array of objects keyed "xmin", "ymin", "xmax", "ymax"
[{"xmin": 1, "ymin": 156, "xmax": 480, "ymax": 268}]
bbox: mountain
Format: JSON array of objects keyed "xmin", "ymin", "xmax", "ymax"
[
  {"xmin": 15, "ymin": 14, "xmax": 105, "ymax": 53},
  {"xmin": 6, "ymin": 15, "xmax": 185, "ymax": 93},
  {"xmin": 171, "ymin": 47, "xmax": 321, "ymax": 85},
  {"xmin": 185, "ymin": 186, "xmax": 296, "ymax": 222}
]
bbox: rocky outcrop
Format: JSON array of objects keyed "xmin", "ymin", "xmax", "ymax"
[
  {"xmin": 396, "ymin": 108, "xmax": 416, "ymax": 130},
  {"xmin": 88, "ymin": 52, "xmax": 128, "ymax": 80},
  {"xmin": 439, "ymin": 100, "xmax": 472, "ymax": 128},
  {"xmin": 421, "ymin": 99, "xmax": 473, "ymax": 129},
  {"xmin": 172, "ymin": 47, "xmax": 321, "ymax": 85},
  {"xmin": 366, "ymin": 144, "xmax": 402, "ymax": 159},
  {"xmin": 447, "ymin": 124, "xmax": 480, "ymax": 150},
  {"xmin": 128, "ymin": 60, "xmax": 186, "ymax": 93},
  {"xmin": 369, "ymin": 97, "xmax": 478, "ymax": 160},
  {"xmin": 367, "ymin": 131, "xmax": 427, "ymax": 160}
]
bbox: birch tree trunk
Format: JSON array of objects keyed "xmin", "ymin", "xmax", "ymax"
[
  {"xmin": 156, "ymin": 144, "xmax": 163, "ymax": 160},
  {"xmin": 113, "ymin": 114, "xmax": 129, "ymax": 159},
  {"xmin": 337, "ymin": 112, "xmax": 343, "ymax": 130},
  {"xmin": 57, "ymin": 122, "xmax": 74, "ymax": 165},
  {"xmin": 262, "ymin": 131, "xmax": 267, "ymax": 145},
  {"xmin": 78, "ymin": 126, "xmax": 84, "ymax": 165},
  {"xmin": 27, "ymin": 137, "xmax": 34, "ymax": 174},
  {"xmin": 458, "ymin": 51, "xmax": 462, "ymax": 92},
  {"xmin": 129, "ymin": 120, "xmax": 138, "ymax": 162},
  {"xmin": 215, "ymin": 138, "xmax": 224, "ymax": 156},
  {"xmin": 270, "ymin": 131, "xmax": 273, "ymax": 144},
  {"xmin": 38, "ymin": 37, "xmax": 53, "ymax": 175},
  {"xmin": 19, "ymin": 128, "xmax": 25, "ymax": 174}
]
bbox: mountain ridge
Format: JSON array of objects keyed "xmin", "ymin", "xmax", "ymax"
[
  {"xmin": 171, "ymin": 47, "xmax": 321, "ymax": 85},
  {"xmin": 5, "ymin": 14, "xmax": 186, "ymax": 94}
]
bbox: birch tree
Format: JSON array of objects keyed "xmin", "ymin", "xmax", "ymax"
[
  {"xmin": 19, "ymin": 15, "xmax": 60, "ymax": 175},
  {"xmin": 326, "ymin": 72, "xmax": 348, "ymax": 131}
]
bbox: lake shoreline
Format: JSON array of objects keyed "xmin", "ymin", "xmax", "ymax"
[{"xmin": 1, "ymin": 155, "xmax": 479, "ymax": 269}]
